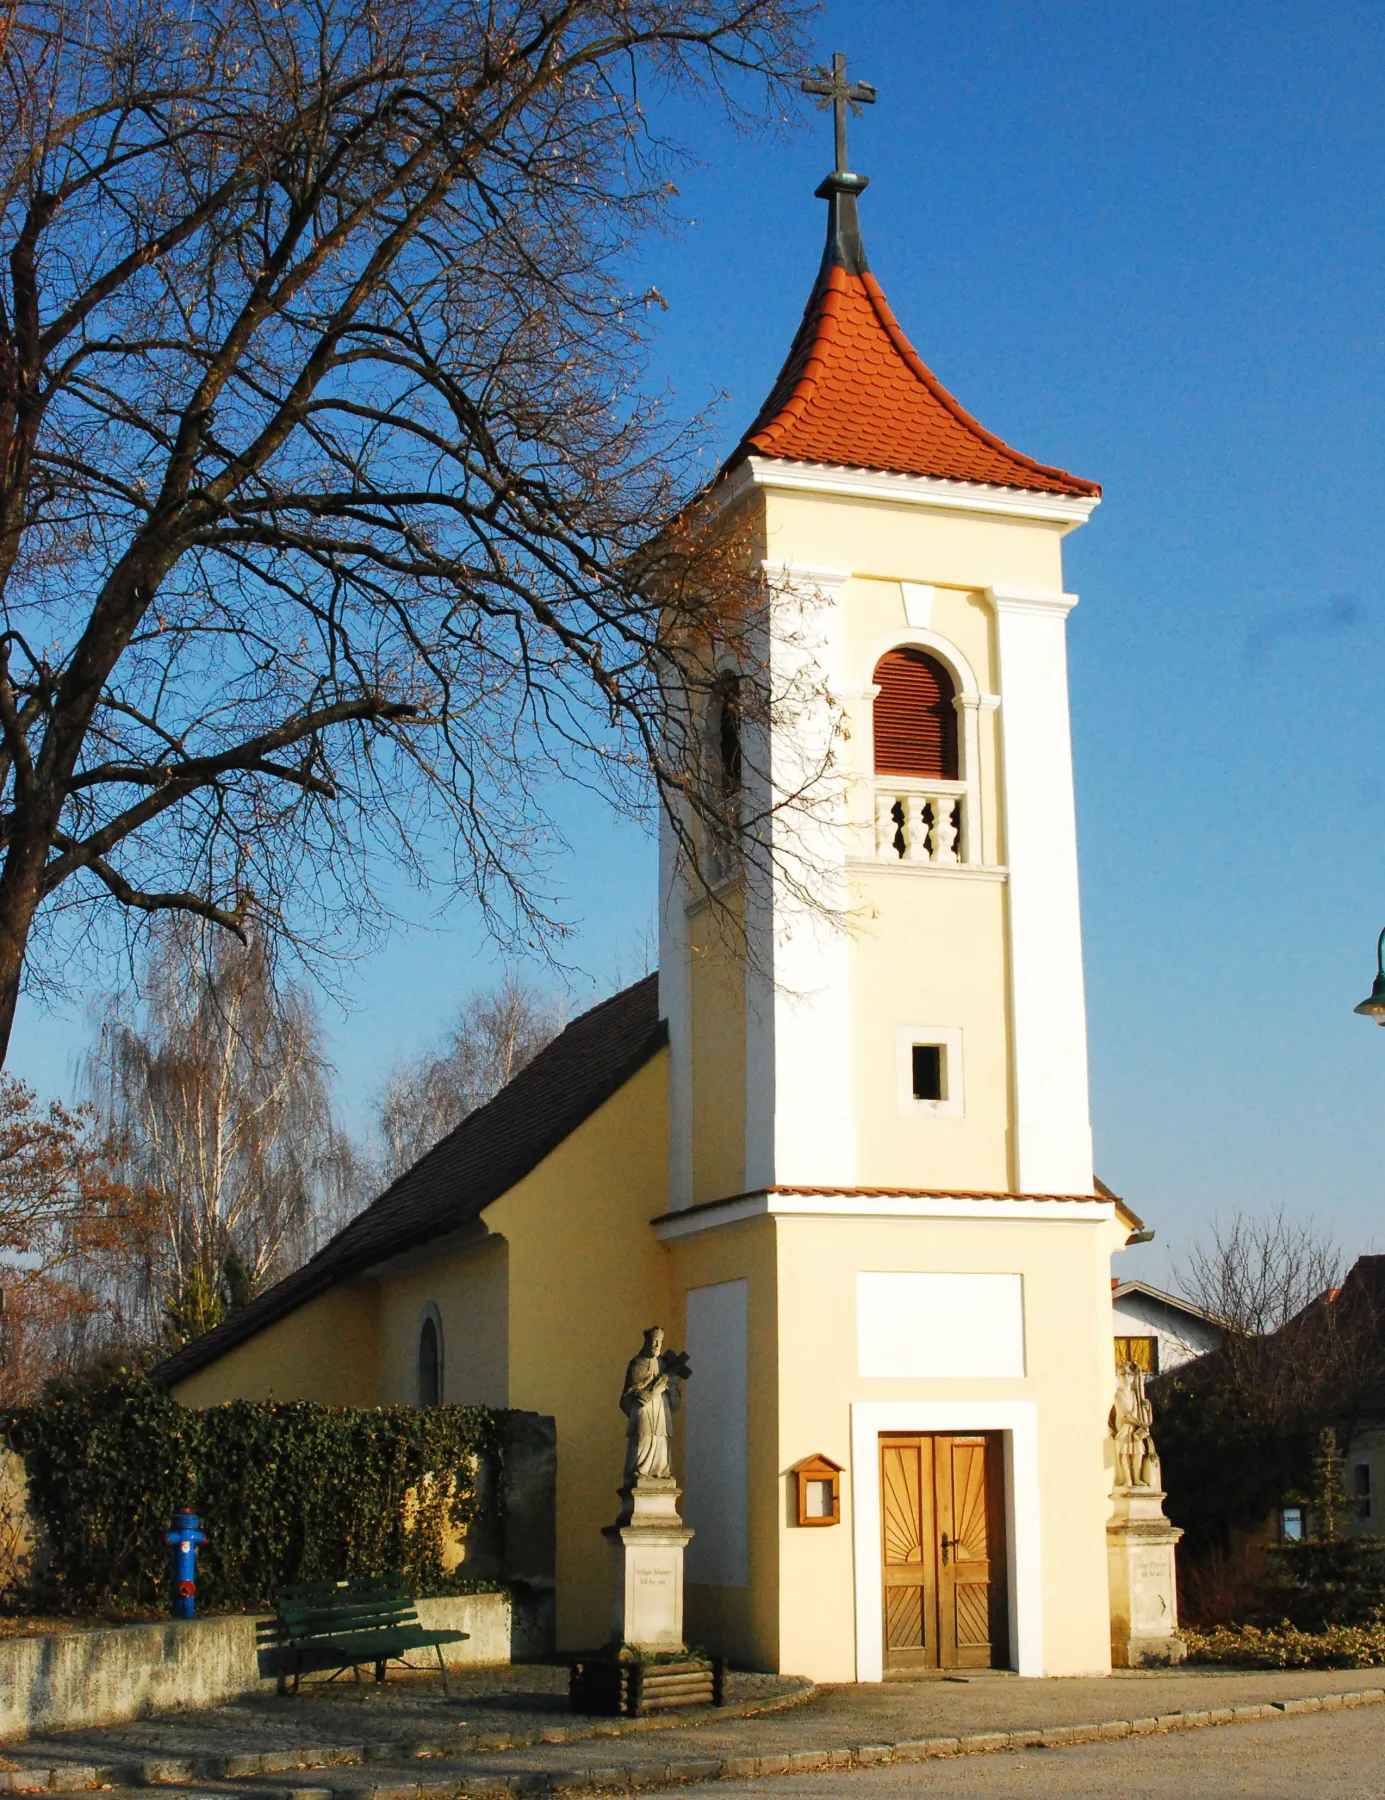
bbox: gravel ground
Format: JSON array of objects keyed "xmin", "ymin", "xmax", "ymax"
[
  {"xmin": 4, "ymin": 1669, "xmax": 806, "ymax": 1769},
  {"xmin": 4, "ymin": 1663, "xmax": 1385, "ymax": 1797}
]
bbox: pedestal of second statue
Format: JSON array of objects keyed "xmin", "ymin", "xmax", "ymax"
[{"xmin": 1108, "ymin": 1483, "xmax": 1185, "ymax": 1666}]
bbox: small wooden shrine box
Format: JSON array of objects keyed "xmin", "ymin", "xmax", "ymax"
[{"xmin": 791, "ymin": 1453, "xmax": 844, "ymax": 1527}]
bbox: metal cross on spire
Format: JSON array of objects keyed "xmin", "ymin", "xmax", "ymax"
[{"xmin": 801, "ymin": 52, "xmax": 877, "ymax": 176}]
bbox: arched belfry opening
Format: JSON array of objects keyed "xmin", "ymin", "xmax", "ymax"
[
  {"xmin": 711, "ymin": 673, "xmax": 743, "ymax": 798},
  {"xmin": 872, "ymin": 648, "xmax": 958, "ymax": 780}
]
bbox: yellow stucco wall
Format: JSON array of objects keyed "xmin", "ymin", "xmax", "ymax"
[
  {"xmin": 769, "ymin": 1210, "xmax": 1121, "ymax": 1680},
  {"xmin": 484, "ymin": 1052, "xmax": 671, "ymax": 1651},
  {"xmin": 689, "ymin": 895, "xmax": 747, "ymax": 1205},
  {"xmin": 172, "ymin": 1041, "xmax": 1130, "ymax": 1679},
  {"xmin": 762, "ymin": 487, "xmax": 1071, "ymax": 597},
  {"xmin": 170, "ymin": 1281, "xmax": 382, "ymax": 1407},
  {"xmin": 374, "ymin": 1234, "xmax": 510, "ymax": 1408},
  {"xmin": 172, "ymin": 1051, "xmax": 671, "ymax": 1656},
  {"xmin": 847, "ymin": 871, "xmax": 1012, "ymax": 1192},
  {"xmin": 170, "ymin": 476, "xmax": 1123, "ymax": 1683},
  {"xmin": 657, "ymin": 1204, "xmax": 1124, "ymax": 1681},
  {"xmin": 734, "ymin": 480, "xmax": 1088, "ymax": 1203},
  {"xmin": 668, "ymin": 1219, "xmax": 780, "ymax": 1670},
  {"xmin": 838, "ymin": 576, "xmax": 1003, "ymax": 865}
]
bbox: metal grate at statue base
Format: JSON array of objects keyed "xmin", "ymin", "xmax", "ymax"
[{"xmin": 569, "ymin": 1651, "xmax": 725, "ymax": 1717}]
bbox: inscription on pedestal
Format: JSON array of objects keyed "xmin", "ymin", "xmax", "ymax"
[{"xmin": 622, "ymin": 1546, "xmax": 683, "ymax": 1647}]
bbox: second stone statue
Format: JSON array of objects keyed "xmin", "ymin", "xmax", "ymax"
[{"xmin": 570, "ymin": 1326, "xmax": 721, "ymax": 1716}]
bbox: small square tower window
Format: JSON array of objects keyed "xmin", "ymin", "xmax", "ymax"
[
  {"xmin": 911, "ymin": 1043, "xmax": 944, "ymax": 1101},
  {"xmin": 895, "ymin": 1026, "xmax": 964, "ymax": 1118}
]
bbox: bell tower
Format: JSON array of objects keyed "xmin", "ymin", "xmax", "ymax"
[{"xmin": 659, "ymin": 92, "xmax": 1101, "ymax": 1213}]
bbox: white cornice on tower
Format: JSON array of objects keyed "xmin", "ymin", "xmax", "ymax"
[{"xmin": 724, "ymin": 457, "xmax": 1100, "ymax": 529}]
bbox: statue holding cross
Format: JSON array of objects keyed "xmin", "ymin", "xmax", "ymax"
[{"xmin": 801, "ymin": 52, "xmax": 876, "ymax": 176}]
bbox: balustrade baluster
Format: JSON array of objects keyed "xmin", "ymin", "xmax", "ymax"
[
  {"xmin": 929, "ymin": 795, "xmax": 959, "ymax": 865},
  {"xmin": 906, "ymin": 797, "xmax": 932, "ymax": 862},
  {"xmin": 875, "ymin": 792, "xmax": 898, "ymax": 859}
]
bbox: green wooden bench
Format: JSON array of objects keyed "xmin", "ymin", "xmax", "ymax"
[{"xmin": 271, "ymin": 1575, "xmax": 469, "ymax": 1695}]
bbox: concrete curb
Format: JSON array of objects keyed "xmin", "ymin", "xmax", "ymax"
[{"xmin": 527, "ymin": 1686, "xmax": 1384, "ymax": 1794}]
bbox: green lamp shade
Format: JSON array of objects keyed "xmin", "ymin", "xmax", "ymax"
[{"xmin": 1354, "ymin": 972, "xmax": 1385, "ymax": 1021}]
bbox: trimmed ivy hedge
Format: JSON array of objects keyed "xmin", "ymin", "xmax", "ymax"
[{"xmin": 2, "ymin": 1374, "xmax": 505, "ymax": 1613}]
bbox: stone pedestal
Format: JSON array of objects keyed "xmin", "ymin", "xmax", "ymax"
[
  {"xmin": 1107, "ymin": 1485, "xmax": 1186, "ymax": 1668},
  {"xmin": 602, "ymin": 1476, "xmax": 694, "ymax": 1653}
]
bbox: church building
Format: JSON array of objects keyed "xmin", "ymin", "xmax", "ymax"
[{"xmin": 161, "ymin": 125, "xmax": 1146, "ymax": 1683}]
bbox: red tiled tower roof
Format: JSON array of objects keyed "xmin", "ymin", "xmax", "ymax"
[{"xmin": 734, "ymin": 175, "xmax": 1099, "ymax": 500}]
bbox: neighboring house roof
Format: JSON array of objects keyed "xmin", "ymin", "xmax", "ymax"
[
  {"xmin": 1318, "ymin": 1257, "xmax": 1385, "ymax": 1422},
  {"xmin": 154, "ymin": 974, "xmax": 666, "ymax": 1388},
  {"xmin": 731, "ymin": 176, "xmax": 1100, "ymax": 499},
  {"xmin": 1111, "ymin": 1279, "xmax": 1229, "ymax": 1333}
]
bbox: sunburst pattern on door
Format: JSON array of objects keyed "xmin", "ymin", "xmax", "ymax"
[
  {"xmin": 881, "ymin": 1442, "xmax": 927, "ymax": 1653},
  {"xmin": 949, "ymin": 1441, "xmax": 989, "ymax": 1561},
  {"xmin": 945, "ymin": 1439, "xmax": 993, "ymax": 1651},
  {"xmin": 882, "ymin": 1445, "xmax": 924, "ymax": 1564}
]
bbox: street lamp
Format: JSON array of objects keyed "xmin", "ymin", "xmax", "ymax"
[{"xmin": 1354, "ymin": 928, "xmax": 1385, "ymax": 1024}]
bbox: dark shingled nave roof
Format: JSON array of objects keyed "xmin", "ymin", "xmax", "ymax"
[{"xmin": 154, "ymin": 974, "xmax": 665, "ymax": 1388}]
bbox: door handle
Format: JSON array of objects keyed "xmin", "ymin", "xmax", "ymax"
[{"xmin": 940, "ymin": 1533, "xmax": 954, "ymax": 1565}]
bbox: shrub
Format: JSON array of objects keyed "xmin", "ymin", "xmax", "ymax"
[
  {"xmin": 1185, "ymin": 1620, "xmax": 1385, "ymax": 1670},
  {"xmin": 1, "ymin": 1371, "xmax": 505, "ymax": 1613}
]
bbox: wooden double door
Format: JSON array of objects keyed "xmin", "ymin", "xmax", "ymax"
[{"xmin": 879, "ymin": 1432, "xmax": 1009, "ymax": 1671}]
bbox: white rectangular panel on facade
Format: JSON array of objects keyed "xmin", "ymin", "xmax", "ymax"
[
  {"xmin": 683, "ymin": 1279, "xmax": 749, "ymax": 1587},
  {"xmin": 856, "ymin": 1272, "xmax": 1026, "ymax": 1379}
]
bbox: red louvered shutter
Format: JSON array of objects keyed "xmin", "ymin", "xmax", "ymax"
[{"xmin": 873, "ymin": 649, "xmax": 958, "ymax": 778}]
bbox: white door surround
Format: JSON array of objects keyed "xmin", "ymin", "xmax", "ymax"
[{"xmin": 849, "ymin": 1401, "xmax": 1043, "ymax": 1680}]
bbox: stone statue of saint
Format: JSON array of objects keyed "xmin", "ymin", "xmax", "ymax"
[
  {"xmin": 620, "ymin": 1326, "xmax": 691, "ymax": 1485},
  {"xmin": 1110, "ymin": 1360, "xmax": 1161, "ymax": 1490}
]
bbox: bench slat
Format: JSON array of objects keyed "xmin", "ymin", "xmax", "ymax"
[
  {"xmin": 270, "ymin": 1574, "xmax": 468, "ymax": 1697},
  {"xmin": 275, "ymin": 1612, "xmax": 416, "ymax": 1641}
]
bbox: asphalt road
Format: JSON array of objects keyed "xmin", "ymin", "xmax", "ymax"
[{"xmin": 674, "ymin": 1704, "xmax": 1385, "ymax": 1799}]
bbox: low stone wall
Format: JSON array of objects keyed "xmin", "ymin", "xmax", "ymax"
[{"xmin": 0, "ymin": 1591, "xmax": 514, "ymax": 1740}]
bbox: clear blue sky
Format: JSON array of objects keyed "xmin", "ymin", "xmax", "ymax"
[{"xmin": 16, "ymin": 0, "xmax": 1385, "ymax": 1287}]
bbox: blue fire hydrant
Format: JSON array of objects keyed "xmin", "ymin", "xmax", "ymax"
[{"xmin": 165, "ymin": 1510, "xmax": 206, "ymax": 1619}]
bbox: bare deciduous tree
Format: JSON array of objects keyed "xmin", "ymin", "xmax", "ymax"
[
  {"xmin": 0, "ymin": 0, "xmax": 821, "ymax": 1067},
  {"xmin": 87, "ymin": 918, "xmax": 344, "ymax": 1340},
  {"xmin": 377, "ymin": 975, "xmax": 560, "ymax": 1179},
  {"xmin": 1177, "ymin": 1208, "xmax": 1383, "ymax": 1428},
  {"xmin": 0, "ymin": 1073, "xmax": 146, "ymax": 1395},
  {"xmin": 1181, "ymin": 1208, "xmax": 1342, "ymax": 1343}
]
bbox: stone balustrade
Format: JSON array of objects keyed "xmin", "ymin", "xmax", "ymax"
[{"xmin": 873, "ymin": 778, "xmax": 969, "ymax": 865}]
